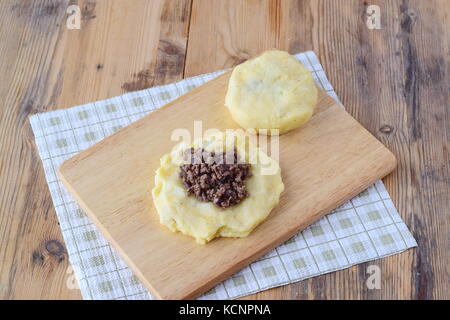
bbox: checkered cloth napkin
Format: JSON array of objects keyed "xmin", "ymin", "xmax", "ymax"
[{"xmin": 30, "ymin": 51, "xmax": 417, "ymax": 300}]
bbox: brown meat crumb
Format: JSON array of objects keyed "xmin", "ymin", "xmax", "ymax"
[{"xmin": 179, "ymin": 148, "xmax": 252, "ymax": 208}]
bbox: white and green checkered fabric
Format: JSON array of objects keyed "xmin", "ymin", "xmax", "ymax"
[{"xmin": 30, "ymin": 51, "xmax": 417, "ymax": 300}]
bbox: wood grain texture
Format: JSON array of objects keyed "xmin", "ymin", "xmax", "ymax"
[
  {"xmin": 0, "ymin": 0, "xmax": 81, "ymax": 300},
  {"xmin": 185, "ymin": 0, "xmax": 450, "ymax": 300},
  {"xmin": 57, "ymin": 71, "xmax": 396, "ymax": 299},
  {"xmin": 0, "ymin": 0, "xmax": 448, "ymax": 299},
  {"xmin": 0, "ymin": 0, "xmax": 191, "ymax": 300}
]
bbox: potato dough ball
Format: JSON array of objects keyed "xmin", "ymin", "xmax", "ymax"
[{"xmin": 225, "ymin": 50, "xmax": 318, "ymax": 134}]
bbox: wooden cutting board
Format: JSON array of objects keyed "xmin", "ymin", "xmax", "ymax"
[{"xmin": 57, "ymin": 71, "xmax": 396, "ymax": 300}]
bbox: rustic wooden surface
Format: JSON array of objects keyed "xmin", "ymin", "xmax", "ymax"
[{"xmin": 0, "ymin": 0, "xmax": 448, "ymax": 300}]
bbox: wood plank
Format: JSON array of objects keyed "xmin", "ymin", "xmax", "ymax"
[
  {"xmin": 57, "ymin": 68, "xmax": 396, "ymax": 299},
  {"xmin": 186, "ymin": 0, "xmax": 450, "ymax": 300},
  {"xmin": 0, "ymin": 0, "xmax": 191, "ymax": 299},
  {"xmin": 394, "ymin": 0, "xmax": 450, "ymax": 299},
  {"xmin": 0, "ymin": 0, "xmax": 81, "ymax": 300}
]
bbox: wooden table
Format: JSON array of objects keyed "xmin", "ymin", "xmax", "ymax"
[{"xmin": 0, "ymin": 0, "xmax": 448, "ymax": 300}]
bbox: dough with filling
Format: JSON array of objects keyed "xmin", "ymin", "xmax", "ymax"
[{"xmin": 151, "ymin": 132, "xmax": 284, "ymax": 244}]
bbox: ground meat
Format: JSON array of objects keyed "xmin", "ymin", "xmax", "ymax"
[{"xmin": 179, "ymin": 148, "xmax": 252, "ymax": 208}]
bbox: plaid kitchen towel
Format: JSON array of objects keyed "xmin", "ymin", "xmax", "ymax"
[{"xmin": 30, "ymin": 51, "xmax": 417, "ymax": 300}]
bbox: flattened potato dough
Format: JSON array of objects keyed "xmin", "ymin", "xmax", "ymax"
[
  {"xmin": 152, "ymin": 132, "xmax": 284, "ymax": 244},
  {"xmin": 225, "ymin": 50, "xmax": 318, "ymax": 134}
]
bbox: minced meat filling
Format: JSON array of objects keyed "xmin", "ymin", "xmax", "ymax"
[{"xmin": 179, "ymin": 148, "xmax": 252, "ymax": 208}]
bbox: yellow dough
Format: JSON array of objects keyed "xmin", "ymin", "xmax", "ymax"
[
  {"xmin": 151, "ymin": 132, "xmax": 284, "ymax": 244},
  {"xmin": 225, "ymin": 50, "xmax": 318, "ymax": 134}
]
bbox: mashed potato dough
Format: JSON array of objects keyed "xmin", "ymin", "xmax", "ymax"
[
  {"xmin": 152, "ymin": 132, "xmax": 284, "ymax": 244},
  {"xmin": 225, "ymin": 50, "xmax": 318, "ymax": 134}
]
